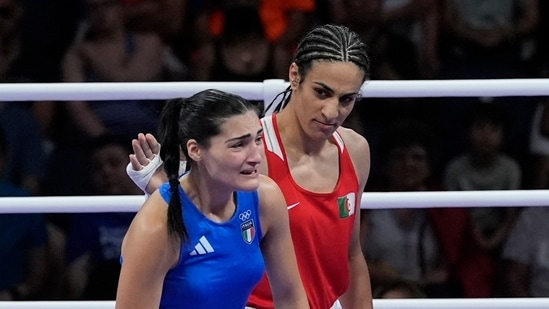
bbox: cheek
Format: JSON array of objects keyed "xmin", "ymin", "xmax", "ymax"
[
  {"xmin": 339, "ymin": 104, "xmax": 355, "ymax": 120},
  {"xmin": 204, "ymin": 152, "xmax": 239, "ymax": 174}
]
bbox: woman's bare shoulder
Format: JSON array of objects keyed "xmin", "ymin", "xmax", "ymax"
[
  {"xmin": 337, "ymin": 126, "xmax": 370, "ymax": 155},
  {"xmin": 129, "ymin": 191, "xmax": 170, "ymax": 240},
  {"xmin": 257, "ymin": 175, "xmax": 286, "ymax": 211},
  {"xmin": 337, "ymin": 126, "xmax": 371, "ymax": 183}
]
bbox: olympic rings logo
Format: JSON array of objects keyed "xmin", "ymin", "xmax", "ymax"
[{"xmin": 239, "ymin": 209, "xmax": 252, "ymax": 221}]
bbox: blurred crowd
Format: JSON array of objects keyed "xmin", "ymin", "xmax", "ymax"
[{"xmin": 1, "ymin": 0, "xmax": 549, "ymax": 302}]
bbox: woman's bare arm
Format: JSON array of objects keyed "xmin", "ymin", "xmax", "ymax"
[
  {"xmin": 116, "ymin": 192, "xmax": 178, "ymax": 308},
  {"xmin": 258, "ymin": 175, "xmax": 309, "ymax": 309},
  {"xmin": 338, "ymin": 128, "xmax": 373, "ymax": 309}
]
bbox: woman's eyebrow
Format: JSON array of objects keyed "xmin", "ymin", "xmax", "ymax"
[
  {"xmin": 225, "ymin": 128, "xmax": 263, "ymax": 144},
  {"xmin": 226, "ymin": 134, "xmax": 251, "ymax": 144},
  {"xmin": 313, "ymin": 82, "xmax": 360, "ymax": 97}
]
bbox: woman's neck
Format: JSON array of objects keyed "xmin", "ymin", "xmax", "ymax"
[
  {"xmin": 276, "ymin": 105, "xmax": 327, "ymax": 155},
  {"xmin": 181, "ymin": 172, "xmax": 235, "ymax": 221}
]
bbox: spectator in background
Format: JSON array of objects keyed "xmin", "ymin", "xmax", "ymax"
[
  {"xmin": 0, "ymin": 0, "xmax": 48, "ymax": 195},
  {"xmin": 501, "ymin": 206, "xmax": 549, "ymax": 297},
  {"xmin": 0, "ymin": 126, "xmax": 49, "ymax": 301},
  {"xmin": 365, "ymin": 119, "xmax": 440, "ymax": 192},
  {"xmin": 429, "ymin": 205, "xmax": 496, "ymax": 297},
  {"xmin": 0, "ymin": 102, "xmax": 47, "ymax": 195},
  {"xmin": 376, "ymin": 0, "xmax": 440, "ymax": 79},
  {"xmin": 527, "ymin": 5, "xmax": 549, "ymax": 189},
  {"xmin": 327, "ymin": 0, "xmax": 413, "ymax": 80},
  {"xmin": 7, "ymin": 0, "xmax": 82, "ymax": 82},
  {"xmin": 120, "ymin": 0, "xmax": 187, "ymax": 43},
  {"xmin": 0, "ymin": 0, "xmax": 21, "ymax": 81},
  {"xmin": 437, "ymin": 0, "xmax": 540, "ymax": 172},
  {"xmin": 119, "ymin": 0, "xmax": 189, "ymax": 81},
  {"xmin": 362, "ymin": 119, "xmax": 461, "ymax": 298},
  {"xmin": 191, "ymin": 0, "xmax": 315, "ymax": 80},
  {"xmin": 326, "ymin": 0, "xmax": 439, "ymax": 80},
  {"xmin": 440, "ymin": 0, "xmax": 539, "ymax": 80},
  {"xmin": 374, "ymin": 279, "xmax": 427, "ymax": 299},
  {"xmin": 528, "ymin": 98, "xmax": 549, "ymax": 189},
  {"xmin": 0, "ymin": 5, "xmax": 68, "ymax": 298},
  {"xmin": 63, "ymin": 134, "xmax": 140, "ymax": 300},
  {"xmin": 61, "ymin": 0, "xmax": 164, "ymax": 138},
  {"xmin": 442, "ymin": 103, "xmax": 521, "ymax": 296},
  {"xmin": 443, "ymin": 103, "xmax": 520, "ymax": 247},
  {"xmin": 534, "ymin": 0, "xmax": 549, "ymax": 78},
  {"xmin": 365, "ymin": 117, "xmax": 498, "ymax": 298},
  {"xmin": 43, "ymin": 0, "xmax": 165, "ymax": 196},
  {"xmin": 192, "ymin": 3, "xmax": 275, "ymax": 83},
  {"xmin": 363, "ymin": 206, "xmax": 447, "ymax": 297}
]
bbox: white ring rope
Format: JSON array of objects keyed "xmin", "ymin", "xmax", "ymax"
[
  {"xmin": 1, "ymin": 190, "xmax": 548, "ymax": 214},
  {"xmin": 1, "ymin": 78, "xmax": 548, "ymax": 102},
  {"xmin": 0, "ymin": 298, "xmax": 548, "ymax": 309}
]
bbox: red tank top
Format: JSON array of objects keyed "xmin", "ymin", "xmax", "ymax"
[{"xmin": 248, "ymin": 114, "xmax": 359, "ymax": 309}]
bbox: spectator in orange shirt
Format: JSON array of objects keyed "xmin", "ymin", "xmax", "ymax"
[{"xmin": 191, "ymin": 0, "xmax": 316, "ymax": 80}]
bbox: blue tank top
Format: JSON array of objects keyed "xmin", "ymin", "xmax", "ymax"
[{"xmin": 158, "ymin": 183, "xmax": 265, "ymax": 309}]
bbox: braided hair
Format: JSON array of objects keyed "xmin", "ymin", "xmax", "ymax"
[
  {"xmin": 265, "ymin": 24, "xmax": 370, "ymax": 114},
  {"xmin": 157, "ymin": 89, "xmax": 261, "ymax": 242}
]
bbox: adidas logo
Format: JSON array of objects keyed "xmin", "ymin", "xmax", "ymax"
[{"xmin": 189, "ymin": 236, "xmax": 215, "ymax": 256}]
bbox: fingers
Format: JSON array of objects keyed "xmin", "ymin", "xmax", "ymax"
[
  {"xmin": 130, "ymin": 133, "xmax": 161, "ymax": 171},
  {"xmin": 131, "ymin": 137, "xmax": 148, "ymax": 165},
  {"xmin": 145, "ymin": 133, "xmax": 161, "ymax": 155},
  {"xmin": 130, "ymin": 132, "xmax": 160, "ymax": 166},
  {"xmin": 139, "ymin": 133, "xmax": 154, "ymax": 159},
  {"xmin": 129, "ymin": 154, "xmax": 143, "ymax": 171}
]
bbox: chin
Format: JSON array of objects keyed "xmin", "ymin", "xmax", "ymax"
[{"xmin": 236, "ymin": 178, "xmax": 261, "ymax": 192}]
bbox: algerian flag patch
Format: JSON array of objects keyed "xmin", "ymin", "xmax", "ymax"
[{"xmin": 337, "ymin": 192, "xmax": 356, "ymax": 218}]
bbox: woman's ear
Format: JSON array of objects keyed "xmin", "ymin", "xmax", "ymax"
[
  {"xmin": 186, "ymin": 139, "xmax": 201, "ymax": 162},
  {"xmin": 289, "ymin": 63, "xmax": 300, "ymax": 89}
]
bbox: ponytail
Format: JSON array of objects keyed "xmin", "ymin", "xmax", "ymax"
[{"xmin": 158, "ymin": 98, "xmax": 188, "ymax": 242}]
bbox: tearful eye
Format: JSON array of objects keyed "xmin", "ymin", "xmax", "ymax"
[{"xmin": 315, "ymin": 88, "xmax": 330, "ymax": 98}]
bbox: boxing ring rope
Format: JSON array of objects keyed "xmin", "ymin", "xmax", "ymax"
[
  {"xmin": 2, "ymin": 79, "xmax": 549, "ymax": 309},
  {"xmin": 0, "ymin": 298, "xmax": 547, "ymax": 309},
  {"xmin": 1, "ymin": 189, "xmax": 549, "ymax": 213},
  {"xmin": 1, "ymin": 78, "xmax": 549, "ymax": 102}
]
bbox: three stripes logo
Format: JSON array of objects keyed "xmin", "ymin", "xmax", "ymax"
[{"xmin": 189, "ymin": 236, "xmax": 215, "ymax": 256}]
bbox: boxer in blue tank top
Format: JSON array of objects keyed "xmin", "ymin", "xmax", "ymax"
[
  {"xmin": 158, "ymin": 183, "xmax": 265, "ymax": 309},
  {"xmin": 115, "ymin": 90, "xmax": 309, "ymax": 309}
]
